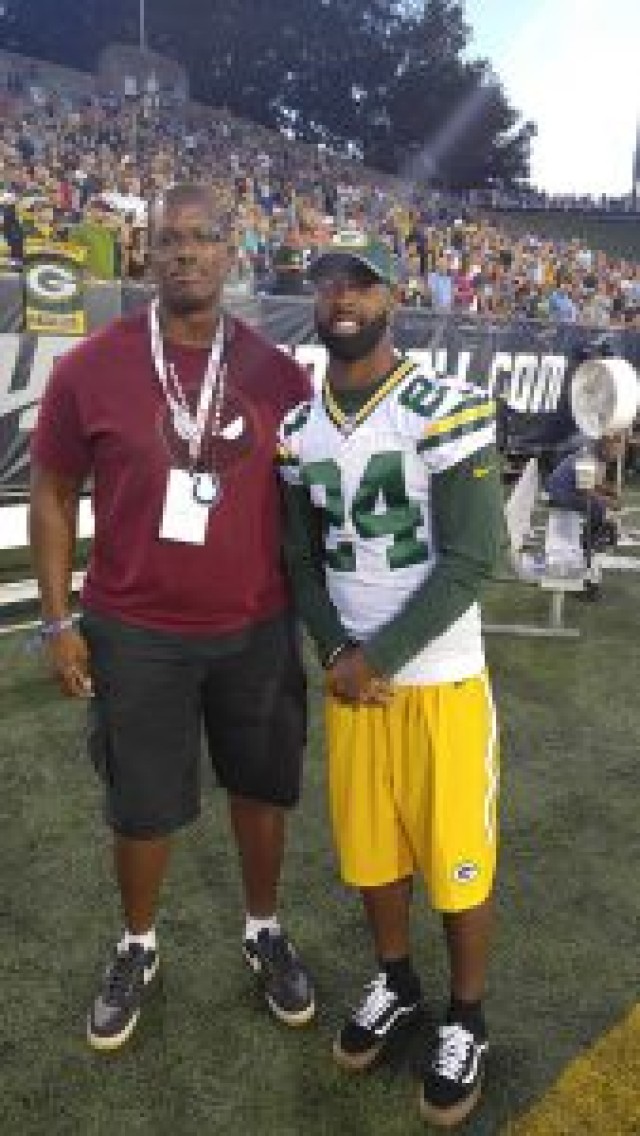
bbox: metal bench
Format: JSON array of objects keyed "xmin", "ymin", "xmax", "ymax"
[{"xmin": 485, "ymin": 458, "xmax": 588, "ymax": 638}]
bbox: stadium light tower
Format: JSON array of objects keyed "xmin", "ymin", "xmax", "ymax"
[
  {"xmin": 139, "ymin": 0, "xmax": 147, "ymax": 51},
  {"xmin": 633, "ymin": 122, "xmax": 640, "ymax": 210}
]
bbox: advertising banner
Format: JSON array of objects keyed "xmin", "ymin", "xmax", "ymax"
[
  {"xmin": 23, "ymin": 241, "xmax": 87, "ymax": 335},
  {"xmin": 1, "ymin": 299, "xmax": 638, "ymax": 511}
]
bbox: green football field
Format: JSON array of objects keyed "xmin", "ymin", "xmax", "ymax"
[{"xmin": 1, "ymin": 507, "xmax": 639, "ymax": 1135}]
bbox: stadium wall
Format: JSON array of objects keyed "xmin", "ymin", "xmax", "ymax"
[{"xmin": 484, "ymin": 210, "xmax": 640, "ymax": 262}]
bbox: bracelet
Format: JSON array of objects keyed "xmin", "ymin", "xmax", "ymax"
[
  {"xmin": 323, "ymin": 641, "xmax": 353, "ymax": 670},
  {"xmin": 39, "ymin": 616, "xmax": 76, "ymax": 640}
]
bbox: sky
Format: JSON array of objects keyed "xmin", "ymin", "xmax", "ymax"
[{"xmin": 463, "ymin": 0, "xmax": 639, "ymax": 196}]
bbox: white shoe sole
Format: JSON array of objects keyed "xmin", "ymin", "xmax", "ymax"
[
  {"xmin": 332, "ymin": 1036, "xmax": 385, "ymax": 1071},
  {"xmin": 418, "ymin": 1078, "xmax": 483, "ymax": 1128},
  {"xmin": 332, "ymin": 1004, "xmax": 422, "ymax": 1072},
  {"xmin": 266, "ymin": 992, "xmax": 316, "ymax": 1027},
  {"xmin": 243, "ymin": 945, "xmax": 315, "ymax": 1027}
]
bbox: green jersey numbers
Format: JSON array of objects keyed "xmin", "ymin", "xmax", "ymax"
[
  {"xmin": 353, "ymin": 453, "xmax": 429, "ymax": 570},
  {"xmin": 302, "ymin": 451, "xmax": 429, "ymax": 573},
  {"xmin": 277, "ymin": 362, "xmax": 495, "ymax": 681},
  {"xmin": 399, "ymin": 374, "xmax": 449, "ymax": 419},
  {"xmin": 301, "ymin": 459, "xmax": 356, "ymax": 573}
]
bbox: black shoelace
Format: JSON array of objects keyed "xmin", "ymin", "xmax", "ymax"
[{"xmin": 104, "ymin": 947, "xmax": 145, "ymax": 1001}]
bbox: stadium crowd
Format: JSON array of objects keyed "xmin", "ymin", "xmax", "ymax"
[{"xmin": 0, "ymin": 69, "xmax": 639, "ymax": 327}]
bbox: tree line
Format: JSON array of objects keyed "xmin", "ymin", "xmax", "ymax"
[{"xmin": 2, "ymin": 0, "xmax": 535, "ymax": 187}]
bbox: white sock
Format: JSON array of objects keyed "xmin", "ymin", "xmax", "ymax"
[
  {"xmin": 244, "ymin": 914, "xmax": 280, "ymax": 943},
  {"xmin": 120, "ymin": 926, "xmax": 157, "ymax": 954}
]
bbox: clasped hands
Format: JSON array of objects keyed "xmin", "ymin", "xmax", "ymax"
[{"xmin": 326, "ymin": 645, "xmax": 393, "ymax": 707}]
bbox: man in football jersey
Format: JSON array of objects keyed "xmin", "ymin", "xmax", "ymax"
[
  {"xmin": 278, "ymin": 233, "xmax": 502, "ymax": 1127},
  {"xmin": 30, "ymin": 182, "xmax": 315, "ymax": 1051}
]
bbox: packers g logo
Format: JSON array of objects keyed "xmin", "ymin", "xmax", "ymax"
[
  {"xmin": 26, "ymin": 262, "xmax": 79, "ymax": 304},
  {"xmin": 452, "ymin": 861, "xmax": 480, "ymax": 884},
  {"xmin": 24, "ymin": 252, "xmax": 86, "ymax": 333}
]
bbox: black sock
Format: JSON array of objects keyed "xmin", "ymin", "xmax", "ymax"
[
  {"xmin": 447, "ymin": 996, "xmax": 486, "ymax": 1037},
  {"xmin": 380, "ymin": 956, "xmax": 420, "ymax": 997}
]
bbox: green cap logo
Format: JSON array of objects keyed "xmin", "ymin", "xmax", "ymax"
[{"xmin": 311, "ymin": 230, "xmax": 397, "ymax": 285}]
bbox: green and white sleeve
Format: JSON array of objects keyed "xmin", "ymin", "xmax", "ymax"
[{"xmin": 363, "ymin": 445, "xmax": 504, "ymax": 677}]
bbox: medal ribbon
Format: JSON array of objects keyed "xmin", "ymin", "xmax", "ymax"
[{"xmin": 149, "ymin": 298, "xmax": 226, "ymax": 468}]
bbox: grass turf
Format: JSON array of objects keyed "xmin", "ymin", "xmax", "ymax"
[{"xmin": 1, "ymin": 538, "xmax": 639, "ymax": 1134}]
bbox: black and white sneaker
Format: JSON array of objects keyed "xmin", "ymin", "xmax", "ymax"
[
  {"xmin": 419, "ymin": 1020, "xmax": 488, "ymax": 1127},
  {"xmin": 333, "ymin": 970, "xmax": 422, "ymax": 1071},
  {"xmin": 87, "ymin": 941, "xmax": 159, "ymax": 1052},
  {"xmin": 243, "ymin": 928, "xmax": 315, "ymax": 1026}
]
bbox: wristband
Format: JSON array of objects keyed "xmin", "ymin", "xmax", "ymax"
[
  {"xmin": 322, "ymin": 641, "xmax": 353, "ymax": 670},
  {"xmin": 39, "ymin": 616, "xmax": 76, "ymax": 640}
]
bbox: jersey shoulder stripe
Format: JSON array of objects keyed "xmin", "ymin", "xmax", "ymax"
[
  {"xmin": 418, "ymin": 413, "xmax": 495, "ymax": 454},
  {"xmin": 419, "ymin": 396, "xmax": 495, "ymax": 449},
  {"xmin": 393, "ymin": 369, "xmax": 492, "ymax": 449}
]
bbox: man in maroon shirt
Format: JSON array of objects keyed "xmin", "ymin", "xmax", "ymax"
[{"xmin": 30, "ymin": 181, "xmax": 315, "ymax": 1051}]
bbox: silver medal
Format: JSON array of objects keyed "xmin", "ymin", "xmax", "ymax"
[{"xmin": 192, "ymin": 470, "xmax": 222, "ymax": 507}]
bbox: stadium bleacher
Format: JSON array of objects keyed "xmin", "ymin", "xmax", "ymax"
[{"xmin": 0, "ymin": 47, "xmax": 638, "ymax": 323}]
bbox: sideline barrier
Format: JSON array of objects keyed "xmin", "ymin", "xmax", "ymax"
[
  {"xmin": 0, "ymin": 498, "xmax": 93, "ymax": 551},
  {"xmin": 0, "ymin": 495, "xmax": 91, "ymax": 626},
  {"xmin": 2, "ymin": 296, "xmax": 639, "ymax": 510},
  {"xmin": 1, "ymin": 300, "xmax": 638, "ymax": 640},
  {"xmin": 0, "ymin": 499, "xmax": 92, "ymax": 628},
  {"xmin": 0, "ymin": 570, "xmax": 84, "ymax": 617}
]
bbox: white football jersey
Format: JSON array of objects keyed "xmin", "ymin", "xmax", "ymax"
[{"xmin": 278, "ymin": 357, "xmax": 496, "ymax": 684}]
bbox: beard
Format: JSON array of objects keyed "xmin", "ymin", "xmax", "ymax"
[{"xmin": 315, "ymin": 310, "xmax": 390, "ymax": 362}]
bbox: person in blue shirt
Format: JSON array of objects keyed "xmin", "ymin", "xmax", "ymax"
[
  {"xmin": 548, "ymin": 277, "xmax": 578, "ymax": 322},
  {"xmin": 427, "ymin": 255, "xmax": 454, "ymax": 310}
]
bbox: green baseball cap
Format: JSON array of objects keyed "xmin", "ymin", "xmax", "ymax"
[{"xmin": 310, "ymin": 231, "xmax": 398, "ymax": 286}]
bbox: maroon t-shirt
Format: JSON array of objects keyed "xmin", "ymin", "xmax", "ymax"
[{"xmin": 32, "ymin": 308, "xmax": 310, "ymax": 633}]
